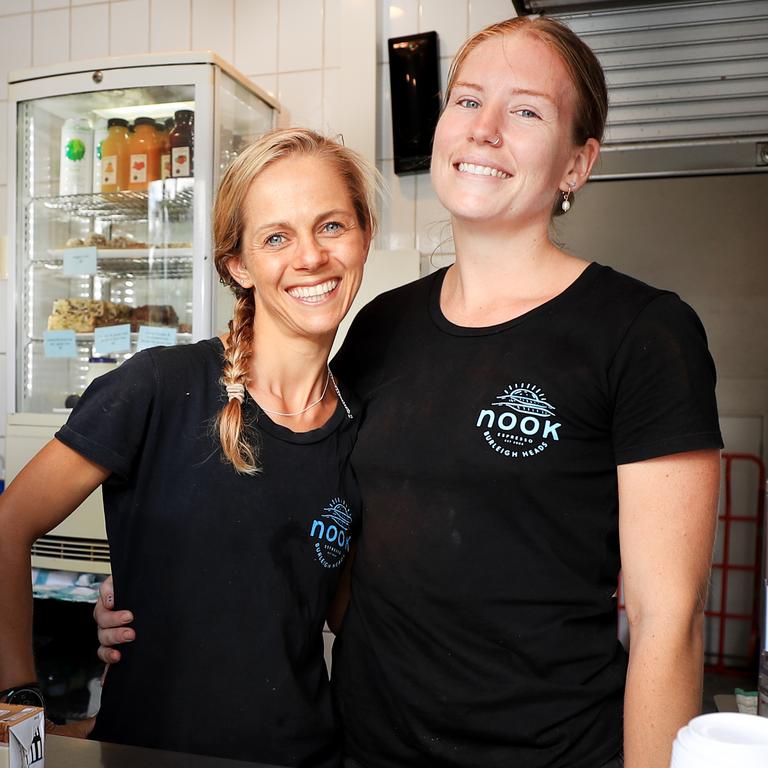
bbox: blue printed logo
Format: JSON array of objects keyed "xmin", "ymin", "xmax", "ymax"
[
  {"xmin": 476, "ymin": 383, "xmax": 561, "ymax": 459},
  {"xmin": 310, "ymin": 498, "xmax": 353, "ymax": 568}
]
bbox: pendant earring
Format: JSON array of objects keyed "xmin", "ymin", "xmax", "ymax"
[{"xmin": 561, "ymin": 183, "xmax": 575, "ymax": 213}]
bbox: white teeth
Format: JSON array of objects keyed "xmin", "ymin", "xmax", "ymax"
[
  {"xmin": 457, "ymin": 162, "xmax": 510, "ymax": 179},
  {"xmin": 287, "ymin": 279, "xmax": 339, "ymax": 302}
]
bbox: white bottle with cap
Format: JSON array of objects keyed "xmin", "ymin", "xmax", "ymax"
[{"xmin": 59, "ymin": 116, "xmax": 94, "ymax": 196}]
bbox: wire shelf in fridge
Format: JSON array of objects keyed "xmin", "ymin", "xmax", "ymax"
[{"xmin": 36, "ymin": 183, "xmax": 194, "ymax": 221}]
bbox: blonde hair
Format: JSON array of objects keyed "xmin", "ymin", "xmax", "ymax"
[
  {"xmin": 213, "ymin": 128, "xmax": 379, "ymax": 474},
  {"xmin": 445, "ymin": 16, "xmax": 608, "ymax": 216}
]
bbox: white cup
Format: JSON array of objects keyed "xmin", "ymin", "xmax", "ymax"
[{"xmin": 670, "ymin": 713, "xmax": 768, "ymax": 767}]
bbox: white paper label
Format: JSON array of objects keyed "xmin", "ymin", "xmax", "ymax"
[
  {"xmin": 102, "ymin": 154, "xmax": 117, "ymax": 185},
  {"xmin": 172, "ymin": 146, "xmax": 191, "ymax": 177},
  {"xmin": 161, "ymin": 153, "xmax": 171, "ymax": 180},
  {"xmin": 130, "ymin": 153, "xmax": 147, "ymax": 183}
]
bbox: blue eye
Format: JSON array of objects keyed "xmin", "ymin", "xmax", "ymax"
[
  {"xmin": 265, "ymin": 233, "xmax": 286, "ymax": 247},
  {"xmin": 322, "ymin": 221, "xmax": 343, "ymax": 234},
  {"xmin": 457, "ymin": 97, "xmax": 480, "ymax": 109},
  {"xmin": 516, "ymin": 108, "xmax": 540, "ymax": 119}
]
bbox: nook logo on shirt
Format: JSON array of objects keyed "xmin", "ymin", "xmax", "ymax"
[
  {"xmin": 476, "ymin": 383, "xmax": 561, "ymax": 459},
  {"xmin": 310, "ymin": 498, "xmax": 353, "ymax": 569}
]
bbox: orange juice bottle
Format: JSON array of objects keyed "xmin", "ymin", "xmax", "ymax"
[
  {"xmin": 100, "ymin": 118, "xmax": 130, "ymax": 192},
  {"xmin": 128, "ymin": 117, "xmax": 161, "ymax": 191}
]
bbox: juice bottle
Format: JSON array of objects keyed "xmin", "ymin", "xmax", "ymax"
[
  {"xmin": 128, "ymin": 117, "xmax": 161, "ymax": 191},
  {"xmin": 169, "ymin": 110, "xmax": 194, "ymax": 178},
  {"xmin": 59, "ymin": 116, "xmax": 93, "ymax": 195},
  {"xmin": 160, "ymin": 118, "xmax": 173, "ymax": 180},
  {"xmin": 100, "ymin": 118, "xmax": 130, "ymax": 193}
]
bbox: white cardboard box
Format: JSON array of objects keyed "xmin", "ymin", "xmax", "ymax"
[{"xmin": 0, "ymin": 705, "xmax": 44, "ymax": 768}]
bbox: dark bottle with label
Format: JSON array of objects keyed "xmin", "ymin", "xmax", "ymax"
[{"xmin": 169, "ymin": 109, "xmax": 194, "ymax": 178}]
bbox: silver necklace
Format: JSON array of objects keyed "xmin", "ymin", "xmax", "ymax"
[
  {"xmin": 258, "ymin": 367, "xmax": 331, "ymax": 418},
  {"xmin": 330, "ymin": 370, "xmax": 353, "ymax": 419}
]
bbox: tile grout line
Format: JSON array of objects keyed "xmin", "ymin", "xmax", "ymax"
[
  {"xmin": 276, "ymin": 0, "xmax": 281, "ymax": 118},
  {"xmin": 321, "ymin": 0, "xmax": 325, "ymax": 131}
]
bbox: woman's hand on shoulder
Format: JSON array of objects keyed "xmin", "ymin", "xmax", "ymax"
[{"xmin": 93, "ymin": 576, "xmax": 135, "ymax": 665}]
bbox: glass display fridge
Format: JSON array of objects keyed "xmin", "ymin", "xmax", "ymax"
[{"xmin": 4, "ymin": 52, "xmax": 277, "ymax": 575}]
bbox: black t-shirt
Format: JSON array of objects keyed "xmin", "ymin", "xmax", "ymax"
[
  {"xmin": 330, "ymin": 263, "xmax": 722, "ymax": 768},
  {"xmin": 56, "ymin": 338, "xmax": 359, "ymax": 767}
]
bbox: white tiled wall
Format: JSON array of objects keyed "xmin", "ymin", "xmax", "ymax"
[
  {"xmin": 374, "ymin": 0, "xmax": 515, "ymax": 267},
  {"xmin": 0, "ymin": 0, "xmax": 515, "ymax": 477}
]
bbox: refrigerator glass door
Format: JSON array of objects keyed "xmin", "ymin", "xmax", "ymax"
[
  {"xmin": 212, "ymin": 70, "xmax": 275, "ymax": 335},
  {"xmin": 15, "ymin": 85, "xmax": 196, "ymax": 414}
]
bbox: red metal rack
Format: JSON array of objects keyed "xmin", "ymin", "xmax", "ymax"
[
  {"xmin": 616, "ymin": 452, "xmax": 765, "ymax": 672},
  {"xmin": 706, "ymin": 452, "xmax": 765, "ymax": 673}
]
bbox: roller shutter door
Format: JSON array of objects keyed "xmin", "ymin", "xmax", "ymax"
[{"xmin": 554, "ymin": 0, "xmax": 768, "ymax": 145}]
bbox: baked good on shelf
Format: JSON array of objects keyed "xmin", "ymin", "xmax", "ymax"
[
  {"xmin": 98, "ymin": 302, "xmax": 132, "ymax": 327},
  {"xmin": 61, "ymin": 234, "xmax": 191, "ymax": 250},
  {"xmin": 110, "ymin": 234, "xmax": 148, "ymax": 249},
  {"xmin": 129, "ymin": 305, "xmax": 179, "ymax": 332},
  {"xmin": 47, "ymin": 299, "xmax": 131, "ymax": 333}
]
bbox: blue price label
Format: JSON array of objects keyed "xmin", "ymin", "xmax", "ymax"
[
  {"xmin": 44, "ymin": 330, "xmax": 77, "ymax": 358},
  {"xmin": 94, "ymin": 324, "xmax": 131, "ymax": 354},
  {"xmin": 63, "ymin": 246, "xmax": 98, "ymax": 276},
  {"xmin": 137, "ymin": 325, "xmax": 177, "ymax": 351}
]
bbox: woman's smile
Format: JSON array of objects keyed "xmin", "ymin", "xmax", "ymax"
[
  {"xmin": 287, "ymin": 278, "xmax": 341, "ymax": 303},
  {"xmin": 455, "ymin": 161, "xmax": 512, "ymax": 179}
]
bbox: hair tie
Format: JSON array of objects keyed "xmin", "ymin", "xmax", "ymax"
[{"xmin": 226, "ymin": 383, "xmax": 245, "ymax": 403}]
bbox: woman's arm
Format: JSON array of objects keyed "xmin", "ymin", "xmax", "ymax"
[
  {"xmin": 619, "ymin": 448, "xmax": 720, "ymax": 768},
  {"xmin": 0, "ymin": 439, "xmax": 110, "ymax": 690}
]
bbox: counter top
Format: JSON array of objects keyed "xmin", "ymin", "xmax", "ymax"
[{"xmin": 46, "ymin": 735, "xmax": 287, "ymax": 768}]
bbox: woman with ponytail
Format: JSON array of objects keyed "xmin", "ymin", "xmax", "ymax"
[{"xmin": 0, "ymin": 128, "xmax": 377, "ymax": 766}]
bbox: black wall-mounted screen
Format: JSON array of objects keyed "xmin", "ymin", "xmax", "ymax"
[{"xmin": 388, "ymin": 31, "xmax": 441, "ymax": 175}]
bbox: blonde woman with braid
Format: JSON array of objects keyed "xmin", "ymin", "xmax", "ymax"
[{"xmin": 0, "ymin": 128, "xmax": 376, "ymax": 767}]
